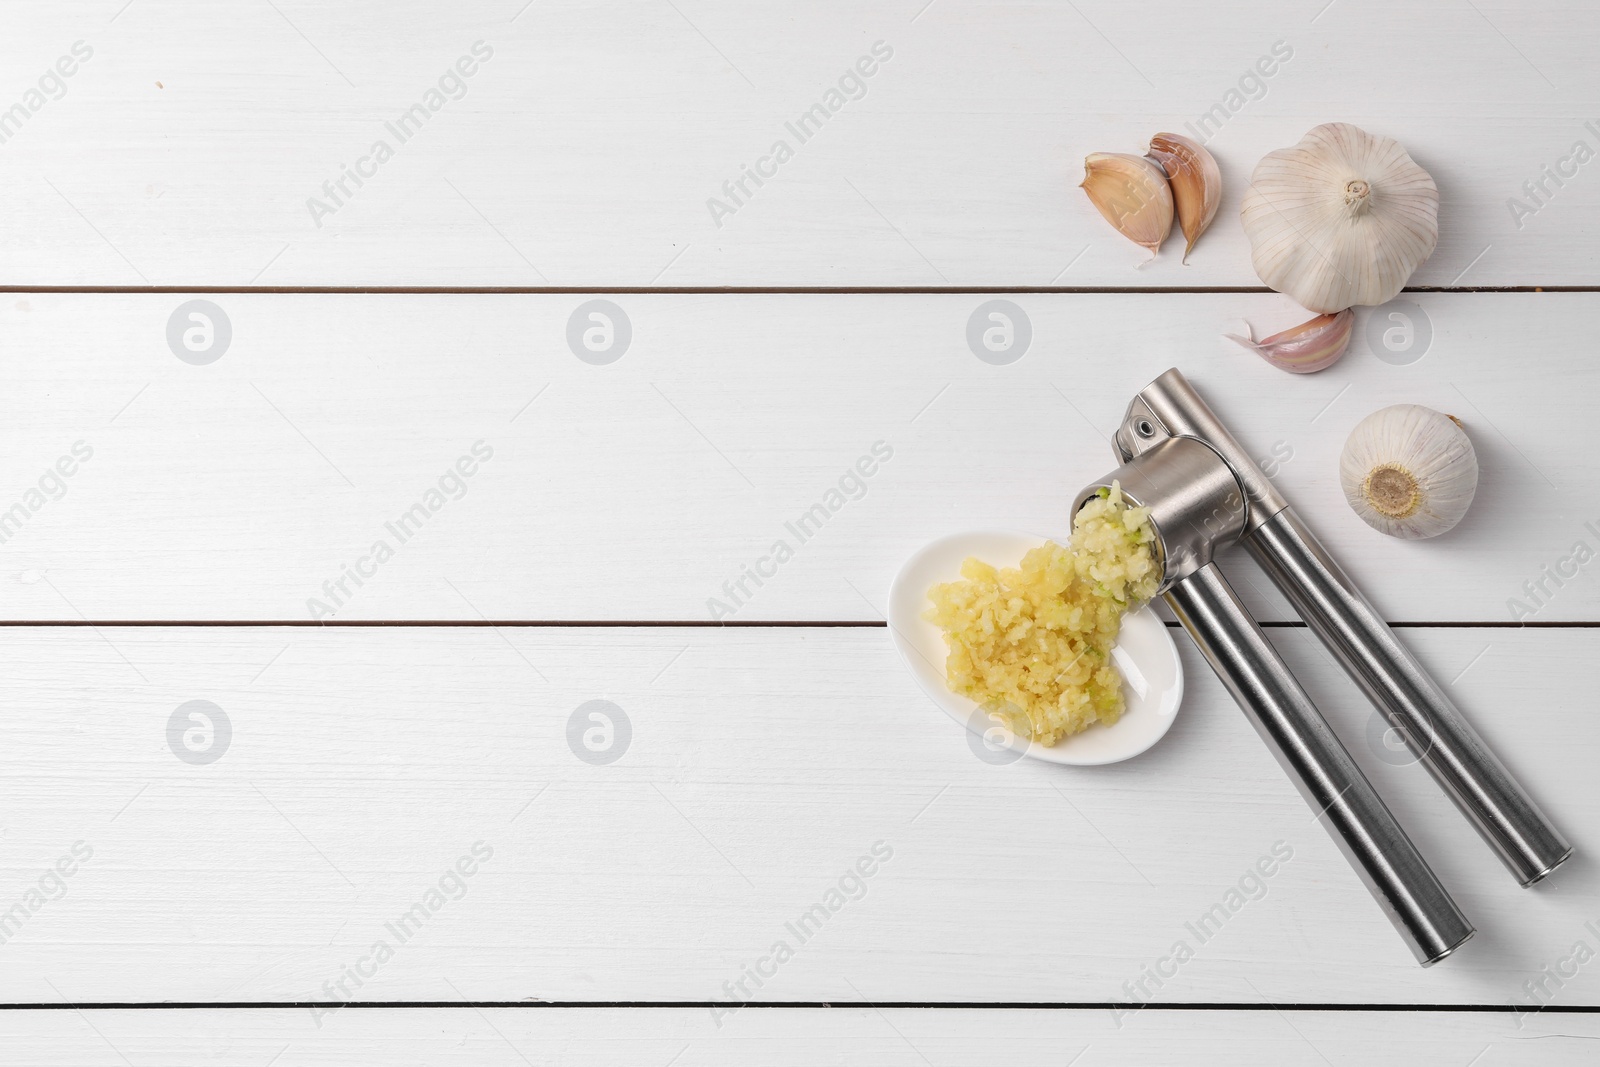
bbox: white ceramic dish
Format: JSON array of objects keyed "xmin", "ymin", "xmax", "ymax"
[{"xmin": 888, "ymin": 530, "xmax": 1184, "ymax": 766}]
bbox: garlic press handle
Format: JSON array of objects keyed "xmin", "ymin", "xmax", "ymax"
[
  {"xmin": 1117, "ymin": 367, "xmax": 1573, "ymax": 887},
  {"xmin": 1165, "ymin": 561, "xmax": 1475, "ymax": 966},
  {"xmin": 1245, "ymin": 506, "xmax": 1574, "ymax": 886}
]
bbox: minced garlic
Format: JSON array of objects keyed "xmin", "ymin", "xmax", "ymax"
[{"xmin": 925, "ymin": 484, "xmax": 1159, "ymax": 746}]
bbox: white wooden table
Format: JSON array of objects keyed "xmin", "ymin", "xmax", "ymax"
[{"xmin": 3, "ymin": 1, "xmax": 1598, "ymax": 1062}]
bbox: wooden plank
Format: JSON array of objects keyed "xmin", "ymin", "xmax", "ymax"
[
  {"xmin": 0, "ymin": 625, "xmax": 1593, "ymax": 1004},
  {"xmin": 1, "ymin": 2, "xmax": 1597, "ymax": 286},
  {"xmin": 0, "ymin": 1007, "xmax": 1596, "ymax": 1065},
  {"xmin": 0, "ymin": 292, "xmax": 1593, "ymax": 622}
]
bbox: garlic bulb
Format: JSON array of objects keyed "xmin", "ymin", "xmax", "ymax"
[
  {"xmin": 1242, "ymin": 124, "xmax": 1439, "ymax": 313},
  {"xmin": 1340, "ymin": 405, "xmax": 1477, "ymax": 539},
  {"xmin": 1226, "ymin": 308, "xmax": 1352, "ymax": 374},
  {"xmin": 1081, "ymin": 153, "xmax": 1173, "ymax": 261},
  {"xmin": 1147, "ymin": 133, "xmax": 1221, "ymax": 262}
]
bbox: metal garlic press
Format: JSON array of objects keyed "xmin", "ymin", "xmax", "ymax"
[{"xmin": 1071, "ymin": 369, "xmax": 1572, "ymax": 965}]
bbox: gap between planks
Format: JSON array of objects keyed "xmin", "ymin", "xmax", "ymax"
[
  {"xmin": 0, "ymin": 620, "xmax": 1590, "ymax": 628},
  {"xmin": 0, "ymin": 1001, "xmax": 1596, "ymax": 1013},
  {"xmin": 0, "ymin": 286, "xmax": 1596, "ymax": 295}
]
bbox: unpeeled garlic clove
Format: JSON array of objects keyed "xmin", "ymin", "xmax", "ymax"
[
  {"xmin": 1081, "ymin": 153, "xmax": 1173, "ymax": 261},
  {"xmin": 1340, "ymin": 404, "xmax": 1477, "ymax": 539},
  {"xmin": 1146, "ymin": 133, "xmax": 1221, "ymax": 263},
  {"xmin": 1225, "ymin": 307, "xmax": 1353, "ymax": 374}
]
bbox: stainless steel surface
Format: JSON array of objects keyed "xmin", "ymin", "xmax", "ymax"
[
  {"xmin": 1071, "ymin": 434, "xmax": 1474, "ymax": 962},
  {"xmin": 1071, "ymin": 366, "xmax": 1574, "ymax": 960},
  {"xmin": 1111, "ymin": 368, "xmax": 1288, "ymax": 533},
  {"xmin": 1100, "ymin": 367, "xmax": 1573, "ymax": 891},
  {"xmin": 1070, "ymin": 436, "xmax": 1245, "ymax": 591},
  {"xmin": 1246, "ymin": 507, "xmax": 1575, "ymax": 885},
  {"xmin": 1165, "ymin": 563, "xmax": 1476, "ymax": 966}
]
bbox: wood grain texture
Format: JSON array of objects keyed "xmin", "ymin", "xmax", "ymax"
[
  {"xmin": 1, "ymin": 625, "xmax": 1593, "ymax": 1004},
  {"xmin": 1, "ymin": 291, "xmax": 1594, "ymax": 622},
  {"xmin": 0, "ymin": 2, "xmax": 1596, "ymax": 286},
  {"xmin": 1, "ymin": 1007, "xmax": 1597, "ymax": 1065},
  {"xmin": 5, "ymin": 0, "xmax": 1599, "ymax": 1039}
]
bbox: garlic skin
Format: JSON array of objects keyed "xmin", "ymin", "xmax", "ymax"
[
  {"xmin": 1226, "ymin": 307, "xmax": 1353, "ymax": 374},
  {"xmin": 1081, "ymin": 153, "xmax": 1173, "ymax": 261},
  {"xmin": 1147, "ymin": 133, "xmax": 1221, "ymax": 263},
  {"xmin": 1242, "ymin": 124, "xmax": 1439, "ymax": 313},
  {"xmin": 1340, "ymin": 405, "xmax": 1477, "ymax": 539}
]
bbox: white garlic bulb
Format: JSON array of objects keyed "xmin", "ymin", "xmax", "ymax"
[
  {"xmin": 1242, "ymin": 124, "xmax": 1439, "ymax": 314},
  {"xmin": 1340, "ymin": 405, "xmax": 1477, "ymax": 539}
]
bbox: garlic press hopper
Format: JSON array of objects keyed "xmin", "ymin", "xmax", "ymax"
[{"xmin": 1071, "ymin": 369, "xmax": 1572, "ymax": 964}]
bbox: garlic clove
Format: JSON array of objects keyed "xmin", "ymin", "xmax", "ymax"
[
  {"xmin": 1081, "ymin": 153, "xmax": 1173, "ymax": 261},
  {"xmin": 1146, "ymin": 133, "xmax": 1221, "ymax": 263},
  {"xmin": 1339, "ymin": 404, "xmax": 1477, "ymax": 539},
  {"xmin": 1226, "ymin": 307, "xmax": 1353, "ymax": 374},
  {"xmin": 1242, "ymin": 123, "xmax": 1439, "ymax": 313}
]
